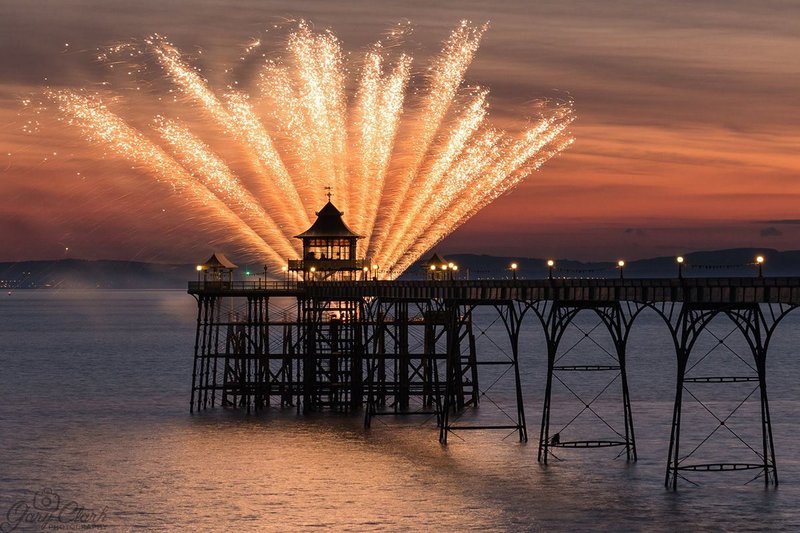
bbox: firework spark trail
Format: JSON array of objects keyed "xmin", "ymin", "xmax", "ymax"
[
  {"xmin": 52, "ymin": 90, "xmax": 285, "ymax": 266},
  {"xmin": 391, "ymin": 115, "xmax": 575, "ymax": 274},
  {"xmin": 397, "ymin": 136, "xmax": 575, "ymax": 274},
  {"xmin": 258, "ymin": 62, "xmax": 320, "ymax": 220},
  {"xmin": 351, "ymin": 49, "xmax": 381, "ymax": 234},
  {"xmin": 349, "ymin": 21, "xmax": 413, "ymax": 241},
  {"xmin": 223, "ymin": 91, "xmax": 309, "ymax": 231},
  {"xmin": 288, "ymin": 23, "xmax": 349, "ymax": 213},
  {"xmin": 154, "ymin": 118, "xmax": 299, "ymax": 259},
  {"xmin": 367, "ymin": 21, "xmax": 486, "ymax": 262},
  {"xmin": 54, "ymin": 22, "xmax": 575, "ymax": 274},
  {"xmin": 383, "ymin": 127, "xmax": 504, "ymax": 270},
  {"xmin": 148, "ymin": 38, "xmax": 309, "ymax": 233},
  {"xmin": 354, "ymin": 47, "xmax": 412, "ymax": 250},
  {"xmin": 391, "ymin": 112, "xmax": 575, "ymax": 275},
  {"xmin": 378, "ymin": 90, "xmax": 488, "ymax": 265}
]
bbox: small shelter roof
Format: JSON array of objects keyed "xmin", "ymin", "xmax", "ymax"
[
  {"xmin": 201, "ymin": 252, "xmax": 238, "ymax": 270},
  {"xmin": 423, "ymin": 253, "xmax": 446, "ymax": 267}
]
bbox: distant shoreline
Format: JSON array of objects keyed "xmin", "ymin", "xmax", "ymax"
[{"xmin": 2, "ymin": 249, "xmax": 800, "ymax": 289}]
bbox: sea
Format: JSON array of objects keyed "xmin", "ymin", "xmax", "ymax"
[{"xmin": 1, "ymin": 290, "xmax": 799, "ymax": 532}]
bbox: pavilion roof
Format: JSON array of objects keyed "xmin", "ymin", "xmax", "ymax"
[{"xmin": 295, "ymin": 201, "xmax": 362, "ymax": 239}]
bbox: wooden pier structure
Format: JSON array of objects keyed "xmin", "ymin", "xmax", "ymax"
[{"xmin": 188, "ymin": 276, "xmax": 800, "ymax": 490}]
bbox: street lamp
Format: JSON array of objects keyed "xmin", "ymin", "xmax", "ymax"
[
  {"xmin": 281, "ymin": 265, "xmax": 288, "ymax": 284},
  {"xmin": 363, "ymin": 266, "xmax": 369, "ymax": 281},
  {"xmin": 452, "ymin": 264, "xmax": 458, "ymax": 280},
  {"xmin": 756, "ymin": 255, "xmax": 765, "ymax": 278},
  {"xmin": 510, "ymin": 262, "xmax": 518, "ymax": 281},
  {"xmin": 617, "ymin": 259, "xmax": 626, "ymax": 279},
  {"xmin": 309, "ymin": 266, "xmax": 316, "ymax": 282},
  {"xmin": 372, "ymin": 264, "xmax": 379, "ymax": 281},
  {"xmin": 677, "ymin": 256, "xmax": 684, "ymax": 279},
  {"xmin": 547, "ymin": 259, "xmax": 555, "ymax": 280}
]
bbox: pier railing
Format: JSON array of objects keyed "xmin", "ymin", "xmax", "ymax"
[
  {"xmin": 188, "ymin": 280, "xmax": 301, "ymax": 292},
  {"xmin": 288, "ymin": 258, "xmax": 369, "ymax": 271}
]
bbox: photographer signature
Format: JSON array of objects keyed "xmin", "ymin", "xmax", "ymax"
[{"xmin": 1, "ymin": 488, "xmax": 108, "ymax": 531}]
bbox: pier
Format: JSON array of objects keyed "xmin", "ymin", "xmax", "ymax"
[{"xmin": 188, "ymin": 275, "xmax": 800, "ymax": 490}]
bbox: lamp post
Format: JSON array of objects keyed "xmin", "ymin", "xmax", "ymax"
[
  {"xmin": 372, "ymin": 264, "xmax": 379, "ymax": 281},
  {"xmin": 756, "ymin": 255, "xmax": 765, "ymax": 278},
  {"xmin": 363, "ymin": 266, "xmax": 369, "ymax": 281},
  {"xmin": 196, "ymin": 264, "xmax": 203, "ymax": 283},
  {"xmin": 547, "ymin": 259, "xmax": 555, "ymax": 280},
  {"xmin": 451, "ymin": 264, "xmax": 458, "ymax": 281},
  {"xmin": 281, "ymin": 265, "xmax": 288, "ymax": 285},
  {"xmin": 510, "ymin": 262, "xmax": 518, "ymax": 281},
  {"xmin": 617, "ymin": 260, "xmax": 625, "ymax": 280},
  {"xmin": 309, "ymin": 266, "xmax": 316, "ymax": 282},
  {"xmin": 677, "ymin": 256, "xmax": 684, "ymax": 279}
]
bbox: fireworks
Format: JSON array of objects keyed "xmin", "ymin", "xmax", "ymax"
[{"xmin": 51, "ymin": 21, "xmax": 574, "ymax": 277}]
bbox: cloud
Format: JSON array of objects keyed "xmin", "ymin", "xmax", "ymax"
[
  {"xmin": 760, "ymin": 226, "xmax": 783, "ymax": 237},
  {"xmin": 624, "ymin": 228, "xmax": 647, "ymax": 237},
  {"xmin": 760, "ymin": 219, "xmax": 800, "ymax": 225}
]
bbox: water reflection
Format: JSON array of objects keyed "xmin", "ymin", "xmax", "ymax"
[{"xmin": 1, "ymin": 291, "xmax": 799, "ymax": 531}]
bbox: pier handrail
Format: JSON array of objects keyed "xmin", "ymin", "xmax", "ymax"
[{"xmin": 188, "ymin": 280, "xmax": 301, "ymax": 292}]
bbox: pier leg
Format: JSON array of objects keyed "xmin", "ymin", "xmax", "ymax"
[
  {"xmin": 535, "ymin": 302, "xmax": 639, "ymax": 463},
  {"xmin": 506, "ymin": 303, "xmax": 528, "ymax": 442},
  {"xmin": 538, "ymin": 341, "xmax": 556, "ymax": 463},
  {"xmin": 190, "ymin": 296, "xmax": 204, "ymax": 413},
  {"xmin": 658, "ymin": 302, "xmax": 795, "ymax": 489},
  {"xmin": 439, "ymin": 302, "xmax": 460, "ymax": 444},
  {"xmin": 665, "ymin": 352, "xmax": 686, "ymax": 490}
]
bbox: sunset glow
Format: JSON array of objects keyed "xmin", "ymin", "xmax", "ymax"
[{"xmin": 2, "ymin": 1, "xmax": 799, "ymax": 264}]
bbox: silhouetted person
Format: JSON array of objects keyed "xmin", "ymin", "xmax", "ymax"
[{"xmin": 550, "ymin": 432, "xmax": 560, "ymax": 446}]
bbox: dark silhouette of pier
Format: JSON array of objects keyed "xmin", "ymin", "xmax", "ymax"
[{"xmin": 188, "ymin": 276, "xmax": 800, "ymax": 490}]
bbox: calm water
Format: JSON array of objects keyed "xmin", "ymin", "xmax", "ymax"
[{"xmin": 1, "ymin": 290, "xmax": 799, "ymax": 531}]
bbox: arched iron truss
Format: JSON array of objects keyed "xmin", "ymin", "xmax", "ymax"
[
  {"xmin": 642, "ymin": 301, "xmax": 799, "ymax": 490},
  {"xmin": 525, "ymin": 300, "xmax": 647, "ymax": 464}
]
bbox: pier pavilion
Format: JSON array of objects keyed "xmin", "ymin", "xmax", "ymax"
[{"xmin": 289, "ymin": 200, "xmax": 368, "ymax": 281}]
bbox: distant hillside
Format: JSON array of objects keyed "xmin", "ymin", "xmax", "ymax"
[
  {"xmin": 408, "ymin": 248, "xmax": 800, "ymax": 279},
  {"xmin": 1, "ymin": 249, "xmax": 799, "ymax": 289}
]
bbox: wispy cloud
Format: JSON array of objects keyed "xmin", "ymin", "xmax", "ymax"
[
  {"xmin": 760, "ymin": 219, "xmax": 800, "ymax": 225},
  {"xmin": 760, "ymin": 226, "xmax": 783, "ymax": 237}
]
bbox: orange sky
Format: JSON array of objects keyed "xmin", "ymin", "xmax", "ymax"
[{"xmin": 1, "ymin": 0, "xmax": 798, "ymax": 262}]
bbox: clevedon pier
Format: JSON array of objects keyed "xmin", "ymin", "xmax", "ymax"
[{"xmin": 188, "ymin": 201, "xmax": 800, "ymax": 490}]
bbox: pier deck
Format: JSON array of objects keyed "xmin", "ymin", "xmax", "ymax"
[{"xmin": 189, "ymin": 277, "xmax": 800, "ymax": 304}]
